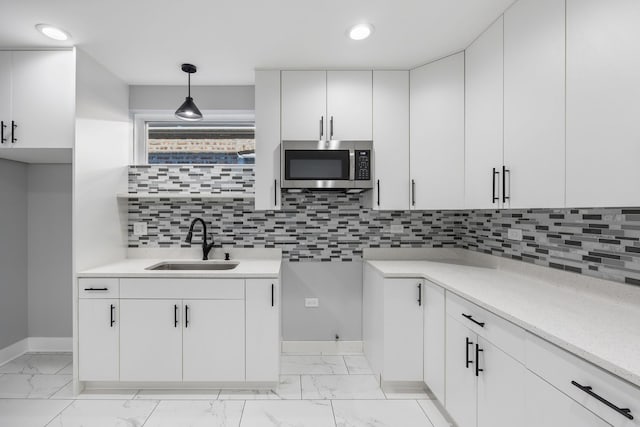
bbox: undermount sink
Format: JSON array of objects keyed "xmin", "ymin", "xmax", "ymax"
[{"xmin": 146, "ymin": 261, "xmax": 239, "ymax": 271}]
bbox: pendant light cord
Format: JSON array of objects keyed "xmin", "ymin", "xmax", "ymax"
[{"xmin": 188, "ymin": 73, "xmax": 191, "ymax": 98}]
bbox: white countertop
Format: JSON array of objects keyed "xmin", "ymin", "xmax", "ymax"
[
  {"xmin": 78, "ymin": 258, "xmax": 281, "ymax": 278},
  {"xmin": 367, "ymin": 259, "xmax": 640, "ymax": 388}
]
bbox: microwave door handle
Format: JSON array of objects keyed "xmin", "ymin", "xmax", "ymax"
[{"xmin": 349, "ymin": 150, "xmax": 355, "ymax": 181}]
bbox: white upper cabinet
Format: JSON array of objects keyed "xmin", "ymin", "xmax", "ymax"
[
  {"xmin": 371, "ymin": 70, "xmax": 410, "ymax": 210},
  {"xmin": 504, "ymin": 0, "xmax": 566, "ymax": 208},
  {"xmin": 410, "ymin": 53, "xmax": 465, "ymax": 210},
  {"xmin": 254, "ymin": 70, "xmax": 281, "ymax": 210},
  {"xmin": 281, "ymin": 71, "xmax": 327, "ymax": 140},
  {"xmin": 326, "ymin": 71, "xmax": 372, "ymax": 140},
  {"xmin": 0, "ymin": 52, "xmax": 10, "ymax": 132},
  {"xmin": 10, "ymin": 50, "xmax": 75, "ymax": 149},
  {"xmin": 281, "ymin": 70, "xmax": 372, "ymax": 141},
  {"xmin": 465, "ymin": 17, "xmax": 505, "ymax": 209},
  {"xmin": 566, "ymin": 0, "xmax": 640, "ymax": 207}
]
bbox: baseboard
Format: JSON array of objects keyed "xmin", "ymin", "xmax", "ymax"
[
  {"xmin": 0, "ymin": 338, "xmax": 29, "ymax": 366},
  {"xmin": 281, "ymin": 340, "xmax": 363, "ymax": 355},
  {"xmin": 27, "ymin": 337, "xmax": 72, "ymax": 353}
]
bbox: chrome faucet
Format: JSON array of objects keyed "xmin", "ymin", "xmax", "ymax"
[{"xmin": 185, "ymin": 218, "xmax": 215, "ymax": 260}]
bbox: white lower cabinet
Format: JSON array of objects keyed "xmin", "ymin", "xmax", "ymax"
[
  {"xmin": 445, "ymin": 315, "xmax": 477, "ymax": 427},
  {"xmin": 525, "ymin": 371, "xmax": 611, "ymax": 427},
  {"xmin": 120, "ymin": 299, "xmax": 183, "ymax": 382},
  {"xmin": 423, "ymin": 281, "xmax": 445, "ymax": 403},
  {"xmin": 246, "ymin": 279, "xmax": 280, "ymax": 382},
  {"xmin": 183, "ymin": 300, "xmax": 245, "ymax": 382},
  {"xmin": 78, "ymin": 299, "xmax": 119, "ymax": 381}
]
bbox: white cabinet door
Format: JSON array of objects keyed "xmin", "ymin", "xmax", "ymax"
[
  {"xmin": 525, "ymin": 371, "xmax": 611, "ymax": 427},
  {"xmin": 0, "ymin": 52, "xmax": 11, "ymax": 133},
  {"xmin": 371, "ymin": 71, "xmax": 410, "ymax": 210},
  {"xmin": 465, "ymin": 17, "xmax": 504, "ymax": 209},
  {"xmin": 566, "ymin": 0, "xmax": 640, "ymax": 207},
  {"xmin": 246, "ymin": 279, "xmax": 280, "ymax": 382},
  {"xmin": 78, "ymin": 299, "xmax": 118, "ymax": 381},
  {"xmin": 255, "ymin": 70, "xmax": 281, "ymax": 210},
  {"xmin": 11, "ymin": 50, "xmax": 74, "ymax": 149},
  {"xmin": 281, "ymin": 71, "xmax": 327, "ymax": 140},
  {"xmin": 504, "ymin": 0, "xmax": 566, "ymax": 208},
  {"xmin": 477, "ymin": 337, "xmax": 527, "ymax": 427},
  {"xmin": 383, "ymin": 279, "xmax": 423, "ymax": 382},
  {"xmin": 423, "ymin": 281, "xmax": 445, "ymax": 404},
  {"xmin": 183, "ymin": 299, "xmax": 245, "ymax": 381},
  {"xmin": 445, "ymin": 315, "xmax": 477, "ymax": 427},
  {"xmin": 327, "ymin": 71, "xmax": 372, "ymax": 140},
  {"xmin": 410, "ymin": 53, "xmax": 465, "ymax": 210},
  {"xmin": 120, "ymin": 299, "xmax": 182, "ymax": 381}
]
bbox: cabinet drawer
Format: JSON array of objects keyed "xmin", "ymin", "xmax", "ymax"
[
  {"xmin": 120, "ymin": 278, "xmax": 245, "ymax": 300},
  {"xmin": 446, "ymin": 291, "xmax": 525, "ymax": 362},
  {"xmin": 526, "ymin": 332, "xmax": 639, "ymax": 426},
  {"xmin": 78, "ymin": 278, "xmax": 119, "ymax": 298}
]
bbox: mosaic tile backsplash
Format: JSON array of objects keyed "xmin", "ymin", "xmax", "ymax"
[{"xmin": 128, "ymin": 166, "xmax": 640, "ymax": 286}]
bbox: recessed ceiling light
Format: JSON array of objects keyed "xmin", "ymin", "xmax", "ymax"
[
  {"xmin": 348, "ymin": 23, "xmax": 374, "ymax": 41},
  {"xmin": 35, "ymin": 24, "xmax": 71, "ymax": 41}
]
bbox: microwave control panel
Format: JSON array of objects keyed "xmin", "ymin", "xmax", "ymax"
[{"xmin": 355, "ymin": 150, "xmax": 371, "ymax": 180}]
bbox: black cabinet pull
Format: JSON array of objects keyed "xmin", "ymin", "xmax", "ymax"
[
  {"xmin": 417, "ymin": 283, "xmax": 422, "ymax": 306},
  {"xmin": 271, "ymin": 283, "xmax": 275, "ymax": 307},
  {"xmin": 319, "ymin": 116, "xmax": 324, "ymax": 139},
  {"xmin": 462, "ymin": 313, "xmax": 485, "ymax": 328},
  {"xmin": 376, "ymin": 180, "xmax": 380, "ymax": 207},
  {"xmin": 274, "ymin": 179, "xmax": 278, "ymax": 207},
  {"xmin": 1, "ymin": 121, "xmax": 5, "ymax": 144},
  {"xmin": 110, "ymin": 304, "xmax": 115, "ymax": 327},
  {"xmin": 84, "ymin": 287, "xmax": 108, "ymax": 291},
  {"xmin": 502, "ymin": 165, "xmax": 510, "ymax": 203},
  {"xmin": 411, "ymin": 180, "xmax": 416, "ymax": 206},
  {"xmin": 571, "ymin": 381, "xmax": 633, "ymax": 420},
  {"xmin": 174, "ymin": 304, "xmax": 178, "ymax": 327},
  {"xmin": 185, "ymin": 305, "xmax": 190, "ymax": 328},
  {"xmin": 465, "ymin": 337, "xmax": 473, "ymax": 369},
  {"xmin": 11, "ymin": 121, "xmax": 17, "ymax": 143},
  {"xmin": 492, "ymin": 168, "xmax": 500, "ymax": 203},
  {"xmin": 330, "ymin": 116, "xmax": 334, "ymax": 139},
  {"xmin": 475, "ymin": 344, "xmax": 484, "ymax": 376}
]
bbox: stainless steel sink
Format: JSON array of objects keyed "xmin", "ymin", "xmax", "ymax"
[{"xmin": 146, "ymin": 261, "xmax": 239, "ymax": 271}]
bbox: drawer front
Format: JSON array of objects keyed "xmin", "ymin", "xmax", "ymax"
[
  {"xmin": 79, "ymin": 278, "xmax": 119, "ymax": 298},
  {"xmin": 446, "ymin": 291, "xmax": 525, "ymax": 363},
  {"xmin": 120, "ymin": 278, "xmax": 245, "ymax": 300},
  {"xmin": 526, "ymin": 332, "xmax": 640, "ymax": 426}
]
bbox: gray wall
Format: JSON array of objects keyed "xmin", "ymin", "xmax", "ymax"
[
  {"xmin": 0, "ymin": 159, "xmax": 28, "ymax": 349},
  {"xmin": 27, "ymin": 164, "xmax": 72, "ymax": 338},
  {"xmin": 282, "ymin": 261, "xmax": 363, "ymax": 341},
  {"xmin": 129, "ymin": 85, "xmax": 254, "ymax": 111}
]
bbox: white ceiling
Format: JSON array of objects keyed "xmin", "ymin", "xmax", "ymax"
[{"xmin": 0, "ymin": 0, "xmax": 515, "ymax": 85}]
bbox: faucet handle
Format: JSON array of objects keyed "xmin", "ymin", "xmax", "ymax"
[{"xmin": 225, "ymin": 252, "xmax": 231, "ymax": 261}]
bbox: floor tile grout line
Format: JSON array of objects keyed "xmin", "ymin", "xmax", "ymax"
[
  {"xmin": 43, "ymin": 399, "xmax": 75, "ymax": 427},
  {"xmin": 238, "ymin": 399, "xmax": 247, "ymax": 427},
  {"xmin": 329, "ymin": 399, "xmax": 339, "ymax": 427},
  {"xmin": 140, "ymin": 399, "xmax": 161, "ymax": 427},
  {"xmin": 416, "ymin": 399, "xmax": 442, "ymax": 427}
]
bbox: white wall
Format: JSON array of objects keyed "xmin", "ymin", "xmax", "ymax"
[
  {"xmin": 27, "ymin": 164, "xmax": 72, "ymax": 338},
  {"xmin": 0, "ymin": 159, "xmax": 28, "ymax": 350},
  {"xmin": 129, "ymin": 85, "xmax": 254, "ymax": 111}
]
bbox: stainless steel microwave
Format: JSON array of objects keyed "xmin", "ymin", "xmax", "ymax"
[{"xmin": 281, "ymin": 140, "xmax": 374, "ymax": 192}]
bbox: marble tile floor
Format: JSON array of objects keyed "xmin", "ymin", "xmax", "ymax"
[{"xmin": 0, "ymin": 352, "xmax": 453, "ymax": 427}]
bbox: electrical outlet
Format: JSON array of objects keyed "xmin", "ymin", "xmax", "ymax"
[
  {"xmin": 507, "ymin": 228, "xmax": 523, "ymax": 241},
  {"xmin": 305, "ymin": 298, "xmax": 319, "ymax": 308},
  {"xmin": 390, "ymin": 224, "xmax": 404, "ymax": 234},
  {"xmin": 133, "ymin": 222, "xmax": 147, "ymax": 236}
]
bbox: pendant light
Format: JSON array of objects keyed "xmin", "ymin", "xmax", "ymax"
[{"xmin": 175, "ymin": 63, "xmax": 203, "ymax": 121}]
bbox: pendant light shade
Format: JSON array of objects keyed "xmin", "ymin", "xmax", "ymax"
[{"xmin": 175, "ymin": 63, "xmax": 203, "ymax": 121}]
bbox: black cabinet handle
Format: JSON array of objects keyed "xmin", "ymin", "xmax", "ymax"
[
  {"xmin": 84, "ymin": 287, "xmax": 108, "ymax": 291},
  {"xmin": 411, "ymin": 180, "xmax": 416, "ymax": 206},
  {"xmin": 462, "ymin": 313, "xmax": 485, "ymax": 328},
  {"xmin": 11, "ymin": 121, "xmax": 17, "ymax": 143},
  {"xmin": 417, "ymin": 283, "xmax": 422, "ymax": 306},
  {"xmin": 571, "ymin": 381, "xmax": 633, "ymax": 420},
  {"xmin": 319, "ymin": 116, "xmax": 324, "ymax": 139},
  {"xmin": 174, "ymin": 304, "xmax": 178, "ymax": 327},
  {"xmin": 1, "ymin": 121, "xmax": 5, "ymax": 144},
  {"xmin": 330, "ymin": 116, "xmax": 334, "ymax": 139},
  {"xmin": 475, "ymin": 344, "xmax": 484, "ymax": 376},
  {"xmin": 376, "ymin": 180, "xmax": 380, "ymax": 207},
  {"xmin": 502, "ymin": 165, "xmax": 510, "ymax": 203},
  {"xmin": 185, "ymin": 304, "xmax": 190, "ymax": 328},
  {"xmin": 110, "ymin": 304, "xmax": 115, "ymax": 327},
  {"xmin": 271, "ymin": 283, "xmax": 275, "ymax": 307},
  {"xmin": 274, "ymin": 179, "xmax": 277, "ymax": 207},
  {"xmin": 492, "ymin": 168, "xmax": 500, "ymax": 203},
  {"xmin": 465, "ymin": 337, "xmax": 473, "ymax": 369}
]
